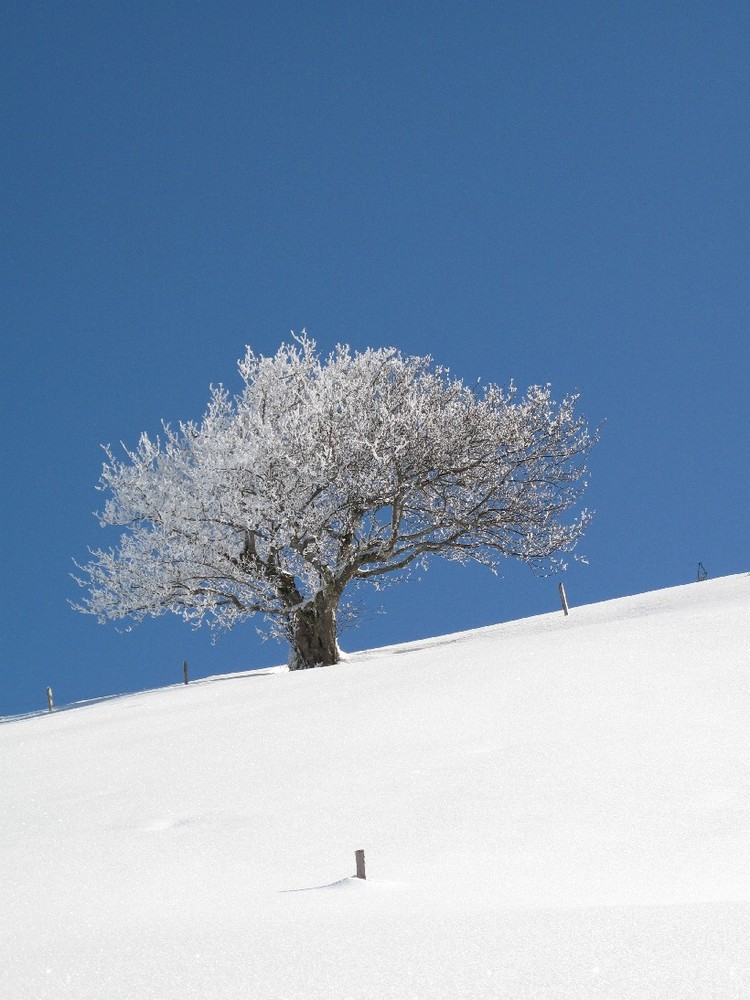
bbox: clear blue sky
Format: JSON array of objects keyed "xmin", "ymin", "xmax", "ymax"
[{"xmin": 3, "ymin": 1, "xmax": 748, "ymax": 716}]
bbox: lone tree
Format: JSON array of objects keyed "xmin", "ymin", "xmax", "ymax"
[{"xmin": 73, "ymin": 334, "xmax": 597, "ymax": 669}]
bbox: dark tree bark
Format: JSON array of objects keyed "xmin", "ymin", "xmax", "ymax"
[{"xmin": 288, "ymin": 589, "xmax": 340, "ymax": 670}]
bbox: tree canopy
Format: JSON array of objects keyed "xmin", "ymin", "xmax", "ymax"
[{"xmin": 74, "ymin": 335, "xmax": 597, "ymax": 668}]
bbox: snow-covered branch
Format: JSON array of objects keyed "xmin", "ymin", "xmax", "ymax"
[{"xmin": 73, "ymin": 333, "xmax": 598, "ymax": 668}]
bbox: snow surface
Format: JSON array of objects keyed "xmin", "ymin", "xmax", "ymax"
[{"xmin": 2, "ymin": 574, "xmax": 749, "ymax": 999}]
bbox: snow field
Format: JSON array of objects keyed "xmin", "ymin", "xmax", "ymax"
[{"xmin": 1, "ymin": 574, "xmax": 748, "ymax": 998}]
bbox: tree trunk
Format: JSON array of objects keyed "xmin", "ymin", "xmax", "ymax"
[{"xmin": 288, "ymin": 589, "xmax": 340, "ymax": 670}]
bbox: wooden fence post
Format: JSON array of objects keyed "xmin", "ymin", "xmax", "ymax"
[
  {"xmin": 46, "ymin": 687, "xmax": 54, "ymax": 712},
  {"xmin": 355, "ymin": 849, "xmax": 366, "ymax": 880},
  {"xmin": 183, "ymin": 660, "xmax": 189, "ymax": 685},
  {"xmin": 558, "ymin": 582, "xmax": 569, "ymax": 616}
]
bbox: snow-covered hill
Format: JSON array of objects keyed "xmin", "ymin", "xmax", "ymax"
[{"xmin": 2, "ymin": 575, "xmax": 749, "ymax": 999}]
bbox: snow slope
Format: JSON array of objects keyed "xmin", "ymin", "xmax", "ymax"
[{"xmin": 2, "ymin": 574, "xmax": 749, "ymax": 999}]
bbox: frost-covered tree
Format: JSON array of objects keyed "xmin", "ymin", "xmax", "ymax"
[{"xmin": 73, "ymin": 334, "xmax": 597, "ymax": 669}]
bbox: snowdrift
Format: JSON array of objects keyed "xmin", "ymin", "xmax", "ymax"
[{"xmin": 1, "ymin": 574, "xmax": 748, "ymax": 998}]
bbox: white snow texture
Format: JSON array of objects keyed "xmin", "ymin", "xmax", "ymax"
[{"xmin": 2, "ymin": 573, "xmax": 749, "ymax": 998}]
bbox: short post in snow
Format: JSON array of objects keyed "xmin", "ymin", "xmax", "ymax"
[
  {"xmin": 46, "ymin": 687, "xmax": 54, "ymax": 712},
  {"xmin": 183, "ymin": 660, "xmax": 189, "ymax": 685},
  {"xmin": 558, "ymin": 581, "xmax": 569, "ymax": 617},
  {"xmin": 355, "ymin": 849, "xmax": 366, "ymax": 880}
]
